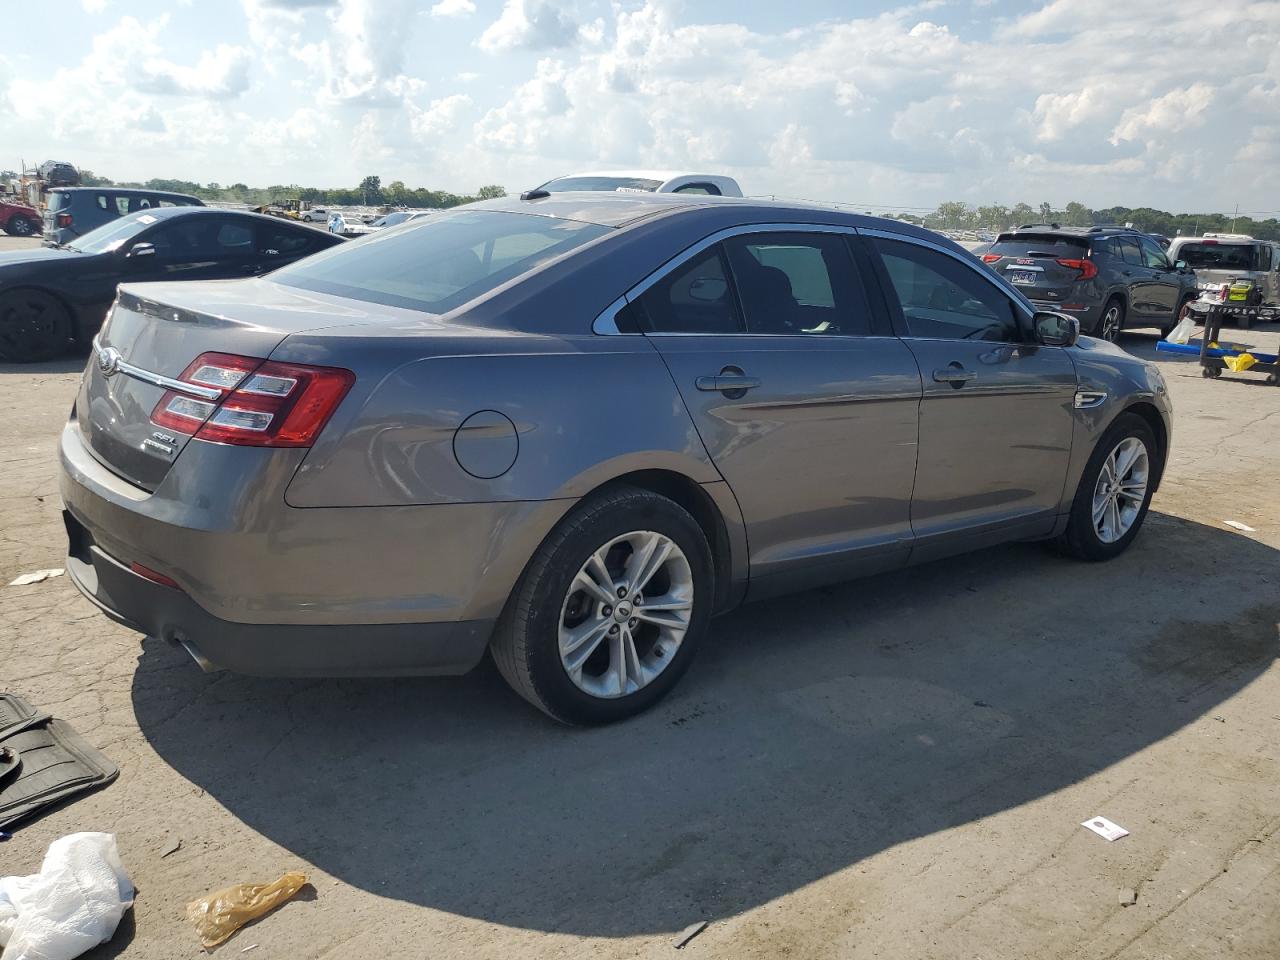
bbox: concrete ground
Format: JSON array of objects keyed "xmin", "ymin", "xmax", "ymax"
[{"xmin": 1, "ymin": 233, "xmax": 1277, "ymax": 959}]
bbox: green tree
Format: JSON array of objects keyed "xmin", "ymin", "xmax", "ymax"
[
  {"xmin": 476, "ymin": 184, "xmax": 507, "ymax": 200},
  {"xmin": 934, "ymin": 200, "xmax": 971, "ymax": 229},
  {"xmin": 976, "ymin": 204, "xmax": 1009, "ymax": 229},
  {"xmin": 1011, "ymin": 202, "xmax": 1034, "ymax": 225},
  {"xmin": 358, "ymin": 175, "xmax": 383, "ymax": 204},
  {"xmin": 1063, "ymin": 201, "xmax": 1092, "ymax": 227},
  {"xmin": 1039, "ymin": 202, "xmax": 1053, "ymax": 221}
]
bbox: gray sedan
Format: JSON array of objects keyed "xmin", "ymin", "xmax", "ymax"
[{"xmin": 60, "ymin": 194, "xmax": 1172, "ymax": 724}]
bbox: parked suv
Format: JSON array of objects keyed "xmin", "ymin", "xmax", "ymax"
[
  {"xmin": 43, "ymin": 187, "xmax": 203, "ymax": 246},
  {"xmin": 982, "ymin": 225, "xmax": 1198, "ymax": 339},
  {"xmin": 1165, "ymin": 234, "xmax": 1280, "ymax": 307}
]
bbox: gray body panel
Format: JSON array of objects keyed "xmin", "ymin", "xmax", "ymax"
[{"xmin": 58, "ymin": 194, "xmax": 1172, "ymax": 677}]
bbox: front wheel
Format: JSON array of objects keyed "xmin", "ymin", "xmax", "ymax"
[
  {"xmin": 1053, "ymin": 413, "xmax": 1157, "ymax": 561},
  {"xmin": 0, "ymin": 289, "xmax": 72, "ymax": 363},
  {"xmin": 491, "ymin": 486, "xmax": 714, "ymax": 725},
  {"xmin": 5, "ymin": 216, "xmax": 37, "ymax": 237}
]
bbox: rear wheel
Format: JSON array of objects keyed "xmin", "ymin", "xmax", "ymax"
[
  {"xmin": 1095, "ymin": 297, "xmax": 1124, "ymax": 341},
  {"xmin": 491, "ymin": 486, "xmax": 713, "ymax": 725},
  {"xmin": 0, "ymin": 289, "xmax": 72, "ymax": 363},
  {"xmin": 5, "ymin": 216, "xmax": 37, "ymax": 237},
  {"xmin": 1053, "ymin": 413, "xmax": 1157, "ymax": 561}
]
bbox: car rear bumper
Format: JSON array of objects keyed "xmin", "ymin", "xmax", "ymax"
[
  {"xmin": 63, "ymin": 522, "xmax": 494, "ymax": 676},
  {"xmin": 58, "ymin": 418, "xmax": 570, "ymax": 676}
]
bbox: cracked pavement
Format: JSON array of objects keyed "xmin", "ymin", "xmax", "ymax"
[{"xmin": 1, "ymin": 234, "xmax": 1277, "ymax": 959}]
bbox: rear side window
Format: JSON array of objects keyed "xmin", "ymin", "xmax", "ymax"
[
  {"xmin": 723, "ymin": 233, "xmax": 872, "ymax": 335},
  {"xmin": 258, "ymin": 224, "xmax": 315, "ymax": 255},
  {"xmin": 672, "ymin": 183, "xmax": 722, "ymax": 196},
  {"xmin": 1261, "ymin": 246, "xmax": 1273, "ymax": 271},
  {"xmin": 1116, "ymin": 237, "xmax": 1144, "ymax": 266},
  {"xmin": 95, "ymin": 195, "xmax": 110, "ymax": 212},
  {"xmin": 872, "ymin": 237, "xmax": 1020, "ymax": 342},
  {"xmin": 271, "ymin": 210, "xmax": 610, "ymax": 314},
  {"xmin": 637, "ymin": 246, "xmax": 743, "ymax": 334},
  {"xmin": 47, "ymin": 193, "xmax": 70, "ymax": 212}
]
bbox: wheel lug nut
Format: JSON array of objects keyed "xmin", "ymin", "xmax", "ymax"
[
  {"xmin": 602, "ymin": 605, "xmax": 612, "ymax": 617},
  {"xmin": 609, "ymin": 625, "xmax": 619, "ymax": 635},
  {"xmin": 629, "ymin": 618, "xmax": 638, "ymax": 628},
  {"xmin": 617, "ymin": 587, "xmax": 627, "ymax": 598},
  {"xmin": 635, "ymin": 595, "xmax": 643, "ymax": 605}
]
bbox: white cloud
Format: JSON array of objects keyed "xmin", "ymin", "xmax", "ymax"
[
  {"xmin": 81, "ymin": 0, "xmax": 108, "ymax": 12},
  {"xmin": 1111, "ymin": 83, "xmax": 1215, "ymax": 144},
  {"xmin": 430, "ymin": 0, "xmax": 475, "ymax": 18},
  {"xmin": 138, "ymin": 44, "xmax": 253, "ymax": 99},
  {"xmin": 478, "ymin": 0, "xmax": 581, "ymax": 54}
]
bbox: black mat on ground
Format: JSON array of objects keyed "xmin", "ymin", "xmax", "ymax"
[{"xmin": 0, "ymin": 693, "xmax": 118, "ymax": 830}]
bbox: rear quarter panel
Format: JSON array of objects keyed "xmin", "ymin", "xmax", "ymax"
[{"xmin": 281, "ymin": 332, "xmax": 720, "ymax": 508}]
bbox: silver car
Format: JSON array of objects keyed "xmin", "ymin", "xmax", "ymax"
[{"xmin": 60, "ymin": 194, "xmax": 1172, "ymax": 724}]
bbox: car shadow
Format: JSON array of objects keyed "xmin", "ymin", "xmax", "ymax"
[
  {"xmin": 129, "ymin": 513, "xmax": 1279, "ymax": 937},
  {"xmin": 0, "ymin": 347, "xmax": 90, "ymax": 376}
]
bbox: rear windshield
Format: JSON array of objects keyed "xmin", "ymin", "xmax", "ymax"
[
  {"xmin": 47, "ymin": 192, "xmax": 70, "ymax": 212},
  {"xmin": 990, "ymin": 234, "xmax": 1089, "ymax": 257},
  {"xmin": 1174, "ymin": 243, "xmax": 1258, "ymax": 271},
  {"xmin": 542, "ymin": 176, "xmax": 663, "ymax": 193},
  {"xmin": 271, "ymin": 210, "xmax": 611, "ymax": 314}
]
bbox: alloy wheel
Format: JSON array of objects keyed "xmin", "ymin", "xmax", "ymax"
[
  {"xmin": 8, "ymin": 217, "xmax": 33, "ymax": 237},
  {"xmin": 558, "ymin": 530, "xmax": 694, "ymax": 699},
  {"xmin": 1099, "ymin": 303, "xmax": 1122, "ymax": 341},
  {"xmin": 1092, "ymin": 436, "xmax": 1149, "ymax": 543}
]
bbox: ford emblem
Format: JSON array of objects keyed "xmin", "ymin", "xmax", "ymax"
[{"xmin": 96, "ymin": 345, "xmax": 122, "ymax": 378}]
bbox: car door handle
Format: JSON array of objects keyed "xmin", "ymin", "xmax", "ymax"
[
  {"xmin": 695, "ymin": 375, "xmax": 761, "ymax": 392},
  {"xmin": 932, "ymin": 364, "xmax": 975, "ymax": 386}
]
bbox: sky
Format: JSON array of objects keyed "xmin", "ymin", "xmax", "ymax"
[{"xmin": 2, "ymin": 0, "xmax": 1278, "ymax": 215}]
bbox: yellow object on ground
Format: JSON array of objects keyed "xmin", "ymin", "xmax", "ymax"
[
  {"xmin": 1223, "ymin": 353, "xmax": 1258, "ymax": 372},
  {"xmin": 186, "ymin": 871, "xmax": 308, "ymax": 948}
]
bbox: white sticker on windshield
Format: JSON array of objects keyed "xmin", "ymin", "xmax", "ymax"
[{"xmin": 137, "ymin": 214, "xmax": 157, "ymax": 224}]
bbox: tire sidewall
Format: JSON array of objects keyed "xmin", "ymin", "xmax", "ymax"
[
  {"xmin": 1096, "ymin": 298, "xmax": 1124, "ymax": 341},
  {"xmin": 1068, "ymin": 413, "xmax": 1157, "ymax": 560},
  {"xmin": 519, "ymin": 494, "xmax": 713, "ymax": 724},
  {"xmin": 0, "ymin": 290, "xmax": 71, "ymax": 363}
]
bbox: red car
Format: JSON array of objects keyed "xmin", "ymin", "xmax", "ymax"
[{"xmin": 0, "ymin": 199, "xmax": 42, "ymax": 238}]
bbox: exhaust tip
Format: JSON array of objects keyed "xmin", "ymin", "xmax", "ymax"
[{"xmin": 168, "ymin": 632, "xmax": 219, "ymax": 673}]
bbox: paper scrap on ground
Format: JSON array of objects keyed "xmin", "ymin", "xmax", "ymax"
[
  {"xmin": 1081, "ymin": 816, "xmax": 1129, "ymax": 842},
  {"xmin": 674, "ymin": 920, "xmax": 709, "ymax": 949},
  {"xmin": 1223, "ymin": 520, "xmax": 1257, "ymax": 532},
  {"xmin": 8, "ymin": 568, "xmax": 64, "ymax": 586}
]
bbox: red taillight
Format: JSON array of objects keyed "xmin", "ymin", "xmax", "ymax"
[
  {"xmin": 981, "ymin": 253, "xmax": 1002, "ymax": 263},
  {"xmin": 149, "ymin": 352, "xmax": 354, "ymax": 448},
  {"xmin": 1056, "ymin": 257, "xmax": 1098, "ymax": 281},
  {"xmin": 56, "ymin": 213, "xmax": 72, "ymax": 227},
  {"xmin": 130, "ymin": 561, "xmax": 181, "ymax": 590}
]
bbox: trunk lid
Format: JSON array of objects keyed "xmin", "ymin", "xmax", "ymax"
[
  {"xmin": 77, "ymin": 278, "xmax": 384, "ymax": 491},
  {"xmin": 985, "ymin": 233, "xmax": 1091, "ymax": 302}
]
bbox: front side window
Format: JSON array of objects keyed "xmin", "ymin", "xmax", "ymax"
[
  {"xmin": 723, "ymin": 233, "xmax": 872, "ymax": 335},
  {"xmin": 258, "ymin": 223, "xmax": 314, "ymax": 255},
  {"xmin": 271, "ymin": 210, "xmax": 610, "ymax": 314},
  {"xmin": 636, "ymin": 246, "xmax": 742, "ymax": 334},
  {"xmin": 1139, "ymin": 237, "xmax": 1170, "ymax": 269},
  {"xmin": 872, "ymin": 237, "xmax": 1021, "ymax": 342}
]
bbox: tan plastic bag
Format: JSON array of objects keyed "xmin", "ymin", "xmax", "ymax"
[{"xmin": 185, "ymin": 871, "xmax": 307, "ymax": 948}]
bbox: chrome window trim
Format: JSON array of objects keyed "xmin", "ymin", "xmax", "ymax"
[{"xmin": 593, "ymin": 221, "xmax": 860, "ymax": 336}]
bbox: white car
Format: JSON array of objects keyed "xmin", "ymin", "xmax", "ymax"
[
  {"xmin": 328, "ymin": 212, "xmax": 374, "ymax": 237},
  {"xmin": 531, "ymin": 170, "xmax": 743, "ymax": 198},
  {"xmin": 301, "ymin": 206, "xmax": 328, "ymax": 223}
]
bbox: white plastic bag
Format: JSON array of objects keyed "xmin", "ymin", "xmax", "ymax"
[
  {"xmin": 0, "ymin": 833, "xmax": 133, "ymax": 960},
  {"xmin": 1165, "ymin": 313, "xmax": 1198, "ymax": 345}
]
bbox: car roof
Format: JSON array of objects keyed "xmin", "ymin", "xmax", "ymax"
[
  {"xmin": 49, "ymin": 186, "xmax": 201, "ymax": 201},
  {"xmin": 1001, "ymin": 223, "xmax": 1150, "ymax": 238},
  {"xmin": 548, "ymin": 170, "xmax": 711, "ymax": 183},
  {"xmin": 463, "ymin": 190, "xmax": 950, "ymax": 241},
  {"xmin": 112, "ymin": 206, "xmax": 313, "ymax": 226}
]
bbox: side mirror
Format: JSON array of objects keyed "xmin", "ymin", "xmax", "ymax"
[
  {"xmin": 1175, "ymin": 259, "xmax": 1188, "ymax": 271},
  {"xmin": 1034, "ymin": 311, "xmax": 1079, "ymax": 347},
  {"xmin": 126, "ymin": 242, "xmax": 156, "ymax": 262}
]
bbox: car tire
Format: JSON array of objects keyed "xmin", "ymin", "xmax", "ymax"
[
  {"xmin": 491, "ymin": 485, "xmax": 714, "ymax": 725},
  {"xmin": 0, "ymin": 289, "xmax": 73, "ymax": 363},
  {"xmin": 1052, "ymin": 412, "xmax": 1158, "ymax": 562},
  {"xmin": 5, "ymin": 216, "xmax": 37, "ymax": 237},
  {"xmin": 1094, "ymin": 297, "xmax": 1124, "ymax": 342}
]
